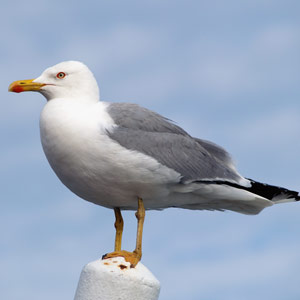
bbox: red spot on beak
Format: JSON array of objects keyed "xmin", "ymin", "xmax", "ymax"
[{"xmin": 12, "ymin": 85, "xmax": 24, "ymax": 93}]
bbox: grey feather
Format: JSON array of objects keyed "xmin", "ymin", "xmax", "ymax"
[
  {"xmin": 194, "ymin": 138, "xmax": 235, "ymax": 167},
  {"xmin": 108, "ymin": 103, "xmax": 188, "ymax": 135},
  {"xmin": 107, "ymin": 103, "xmax": 241, "ymax": 183}
]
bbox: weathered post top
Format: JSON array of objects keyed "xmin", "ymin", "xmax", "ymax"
[{"xmin": 74, "ymin": 257, "xmax": 160, "ymax": 300}]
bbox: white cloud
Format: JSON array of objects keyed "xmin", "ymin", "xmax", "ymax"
[
  {"xmin": 232, "ymin": 107, "xmax": 300, "ymax": 148},
  {"xmin": 185, "ymin": 23, "xmax": 300, "ymax": 99},
  {"xmin": 159, "ymin": 243, "xmax": 300, "ymax": 299},
  {"xmin": 252, "ymin": 24, "xmax": 300, "ymax": 57}
]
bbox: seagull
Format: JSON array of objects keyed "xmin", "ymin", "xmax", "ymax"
[{"xmin": 9, "ymin": 61, "xmax": 299, "ymax": 267}]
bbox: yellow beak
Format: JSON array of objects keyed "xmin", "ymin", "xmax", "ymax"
[{"xmin": 8, "ymin": 79, "xmax": 45, "ymax": 93}]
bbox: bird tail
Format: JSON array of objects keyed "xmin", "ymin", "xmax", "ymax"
[
  {"xmin": 245, "ymin": 178, "xmax": 300, "ymax": 204},
  {"xmin": 193, "ymin": 178, "xmax": 300, "ymax": 204},
  {"xmin": 179, "ymin": 179, "xmax": 299, "ymax": 215}
]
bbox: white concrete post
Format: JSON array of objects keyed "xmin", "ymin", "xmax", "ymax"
[{"xmin": 74, "ymin": 257, "xmax": 160, "ymax": 300}]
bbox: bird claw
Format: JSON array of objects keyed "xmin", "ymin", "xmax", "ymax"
[{"xmin": 102, "ymin": 250, "xmax": 141, "ymax": 268}]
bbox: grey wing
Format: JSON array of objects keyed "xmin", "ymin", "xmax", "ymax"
[
  {"xmin": 107, "ymin": 102, "xmax": 189, "ymax": 135},
  {"xmin": 107, "ymin": 103, "xmax": 241, "ymax": 183},
  {"xmin": 108, "ymin": 128, "xmax": 241, "ymax": 183},
  {"xmin": 194, "ymin": 138, "xmax": 235, "ymax": 168}
]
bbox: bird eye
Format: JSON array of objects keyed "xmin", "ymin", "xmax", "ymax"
[{"xmin": 56, "ymin": 72, "xmax": 66, "ymax": 79}]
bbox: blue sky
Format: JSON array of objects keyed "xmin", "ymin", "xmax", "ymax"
[{"xmin": 1, "ymin": 1, "xmax": 300, "ymax": 299}]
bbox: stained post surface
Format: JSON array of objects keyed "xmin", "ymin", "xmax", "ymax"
[{"xmin": 74, "ymin": 257, "xmax": 160, "ymax": 300}]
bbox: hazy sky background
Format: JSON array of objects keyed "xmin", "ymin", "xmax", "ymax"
[{"xmin": 1, "ymin": 1, "xmax": 300, "ymax": 299}]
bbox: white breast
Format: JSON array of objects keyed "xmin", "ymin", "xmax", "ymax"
[{"xmin": 39, "ymin": 99, "xmax": 181, "ymax": 209}]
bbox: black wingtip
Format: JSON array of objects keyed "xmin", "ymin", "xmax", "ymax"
[
  {"xmin": 194, "ymin": 178, "xmax": 300, "ymax": 202},
  {"xmin": 246, "ymin": 178, "xmax": 300, "ymax": 202}
]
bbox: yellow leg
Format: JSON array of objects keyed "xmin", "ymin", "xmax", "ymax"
[
  {"xmin": 102, "ymin": 198, "xmax": 145, "ymax": 268},
  {"xmin": 114, "ymin": 208, "xmax": 123, "ymax": 252},
  {"xmin": 133, "ymin": 197, "xmax": 145, "ymax": 259}
]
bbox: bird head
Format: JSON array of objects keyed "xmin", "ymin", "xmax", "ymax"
[{"xmin": 8, "ymin": 61, "xmax": 100, "ymax": 102}]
